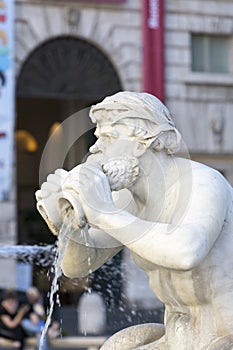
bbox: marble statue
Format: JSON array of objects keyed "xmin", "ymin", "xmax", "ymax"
[{"xmin": 36, "ymin": 92, "xmax": 233, "ymax": 350}]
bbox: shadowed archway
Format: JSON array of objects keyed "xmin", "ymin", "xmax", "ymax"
[{"xmin": 17, "ymin": 35, "xmax": 122, "ymax": 101}]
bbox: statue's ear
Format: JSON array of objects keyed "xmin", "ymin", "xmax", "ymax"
[{"xmin": 133, "ymin": 138, "xmax": 154, "ymax": 157}]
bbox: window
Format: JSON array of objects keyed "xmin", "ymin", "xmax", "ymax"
[{"xmin": 191, "ymin": 34, "xmax": 230, "ymax": 73}]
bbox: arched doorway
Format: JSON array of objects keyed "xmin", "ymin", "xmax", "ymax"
[{"xmin": 16, "ymin": 35, "xmax": 122, "ymax": 245}]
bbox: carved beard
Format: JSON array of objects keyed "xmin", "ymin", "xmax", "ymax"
[{"xmin": 102, "ymin": 157, "xmax": 140, "ymax": 191}]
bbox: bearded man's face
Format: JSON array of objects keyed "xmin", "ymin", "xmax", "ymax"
[{"xmin": 88, "ymin": 123, "xmax": 142, "ymax": 191}]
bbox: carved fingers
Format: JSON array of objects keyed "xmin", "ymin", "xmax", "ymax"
[
  {"xmin": 62, "ymin": 163, "xmax": 115, "ymax": 227},
  {"xmin": 35, "ymin": 168, "xmax": 69, "ymax": 201}
]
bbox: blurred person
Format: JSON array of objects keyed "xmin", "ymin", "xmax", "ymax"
[
  {"xmin": 22, "ymin": 286, "xmax": 59, "ymax": 349},
  {"xmin": 0, "ymin": 289, "xmax": 29, "ymax": 349},
  {"xmin": 21, "ymin": 286, "xmax": 47, "ymax": 350}
]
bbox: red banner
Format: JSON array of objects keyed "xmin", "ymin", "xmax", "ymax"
[{"xmin": 142, "ymin": 0, "xmax": 164, "ymax": 102}]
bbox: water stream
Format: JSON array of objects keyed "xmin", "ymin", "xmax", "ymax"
[
  {"xmin": 38, "ymin": 211, "xmax": 75, "ymax": 350},
  {"xmin": 39, "ymin": 210, "xmax": 91, "ymax": 350}
]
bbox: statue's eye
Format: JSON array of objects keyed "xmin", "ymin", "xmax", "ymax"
[
  {"xmin": 101, "ymin": 134, "xmax": 111, "ymax": 140},
  {"xmin": 99, "ymin": 132, "xmax": 117, "ymax": 141}
]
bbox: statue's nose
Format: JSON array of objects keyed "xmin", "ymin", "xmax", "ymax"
[
  {"xmin": 89, "ymin": 141, "xmax": 103, "ymax": 154},
  {"xmin": 89, "ymin": 144, "xmax": 98, "ymax": 154}
]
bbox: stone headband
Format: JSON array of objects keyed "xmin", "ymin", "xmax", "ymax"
[
  {"xmin": 90, "ymin": 91, "xmax": 174, "ymax": 126},
  {"xmin": 89, "ymin": 92, "xmax": 181, "ymax": 143}
]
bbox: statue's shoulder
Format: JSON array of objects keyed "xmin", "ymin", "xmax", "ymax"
[
  {"xmin": 189, "ymin": 159, "xmax": 214, "ymax": 172},
  {"xmin": 176, "ymin": 157, "xmax": 221, "ymax": 180},
  {"xmin": 189, "ymin": 159, "xmax": 232, "ymax": 193},
  {"xmin": 177, "ymin": 157, "xmax": 231, "ymax": 192}
]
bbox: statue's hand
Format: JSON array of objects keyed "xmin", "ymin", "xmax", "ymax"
[
  {"xmin": 35, "ymin": 169, "xmax": 70, "ymax": 235},
  {"xmin": 63, "ymin": 163, "xmax": 117, "ymax": 228},
  {"xmin": 35, "ymin": 169, "xmax": 69, "ymax": 201}
]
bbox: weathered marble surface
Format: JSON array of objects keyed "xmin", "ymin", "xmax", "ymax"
[{"xmin": 36, "ymin": 92, "xmax": 233, "ymax": 349}]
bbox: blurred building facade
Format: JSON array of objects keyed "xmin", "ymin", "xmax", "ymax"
[
  {"xmin": 164, "ymin": 0, "xmax": 233, "ymax": 183},
  {"xmin": 0, "ymin": 0, "xmax": 232, "ymax": 334}
]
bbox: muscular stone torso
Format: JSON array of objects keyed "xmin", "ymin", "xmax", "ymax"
[{"xmin": 131, "ymin": 196, "xmax": 233, "ymax": 349}]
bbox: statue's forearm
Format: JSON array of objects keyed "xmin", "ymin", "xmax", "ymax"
[{"xmin": 97, "ymin": 211, "xmax": 212, "ymax": 270}]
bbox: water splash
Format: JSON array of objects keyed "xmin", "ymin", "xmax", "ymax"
[{"xmin": 0, "ymin": 245, "xmax": 54, "ymax": 266}]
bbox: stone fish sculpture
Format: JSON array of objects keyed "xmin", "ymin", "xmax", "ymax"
[{"xmin": 36, "ymin": 92, "xmax": 233, "ymax": 350}]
